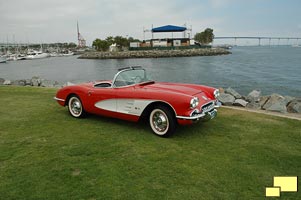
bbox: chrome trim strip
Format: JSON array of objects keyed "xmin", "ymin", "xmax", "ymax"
[
  {"xmin": 53, "ymin": 97, "xmax": 65, "ymax": 102},
  {"xmin": 177, "ymin": 108, "xmax": 218, "ymax": 120},
  {"xmin": 94, "ymin": 98, "xmax": 178, "ymax": 117},
  {"xmin": 93, "ymin": 81, "xmax": 112, "ymax": 88},
  {"xmin": 177, "ymin": 113, "xmax": 206, "ymax": 120}
]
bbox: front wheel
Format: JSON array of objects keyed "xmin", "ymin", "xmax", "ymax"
[
  {"xmin": 68, "ymin": 95, "xmax": 86, "ymax": 118},
  {"xmin": 149, "ymin": 105, "xmax": 176, "ymax": 137}
]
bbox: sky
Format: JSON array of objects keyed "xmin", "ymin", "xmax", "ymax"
[{"xmin": 1, "ymin": 0, "xmax": 301, "ymax": 45}]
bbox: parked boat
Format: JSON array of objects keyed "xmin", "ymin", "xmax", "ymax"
[
  {"xmin": 6, "ymin": 54, "xmax": 17, "ymax": 61},
  {"xmin": 26, "ymin": 50, "xmax": 49, "ymax": 60},
  {"xmin": 50, "ymin": 52, "xmax": 60, "ymax": 57},
  {"xmin": 62, "ymin": 50, "xmax": 74, "ymax": 56},
  {"xmin": 16, "ymin": 54, "xmax": 26, "ymax": 60},
  {"xmin": 0, "ymin": 55, "xmax": 7, "ymax": 63}
]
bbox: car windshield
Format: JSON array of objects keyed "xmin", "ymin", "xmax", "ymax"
[{"xmin": 113, "ymin": 68, "xmax": 153, "ymax": 87}]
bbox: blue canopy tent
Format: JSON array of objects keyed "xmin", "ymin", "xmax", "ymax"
[
  {"xmin": 140, "ymin": 25, "xmax": 191, "ymax": 48},
  {"xmin": 151, "ymin": 25, "xmax": 187, "ymax": 33}
]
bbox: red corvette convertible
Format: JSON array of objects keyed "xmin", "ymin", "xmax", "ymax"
[{"xmin": 54, "ymin": 66, "xmax": 221, "ymax": 137}]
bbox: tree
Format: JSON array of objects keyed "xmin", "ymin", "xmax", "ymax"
[
  {"xmin": 92, "ymin": 38, "xmax": 110, "ymax": 51},
  {"xmin": 67, "ymin": 42, "xmax": 77, "ymax": 48},
  {"xmin": 114, "ymin": 36, "xmax": 129, "ymax": 49},
  {"xmin": 128, "ymin": 37, "xmax": 140, "ymax": 43},
  {"xmin": 92, "ymin": 35, "xmax": 141, "ymax": 51},
  {"xmin": 194, "ymin": 28, "xmax": 214, "ymax": 45},
  {"xmin": 105, "ymin": 36, "xmax": 114, "ymax": 45}
]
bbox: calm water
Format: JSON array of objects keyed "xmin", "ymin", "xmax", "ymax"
[{"xmin": 1, "ymin": 46, "xmax": 301, "ymax": 96}]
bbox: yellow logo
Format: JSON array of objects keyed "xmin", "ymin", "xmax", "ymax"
[{"xmin": 265, "ymin": 176, "xmax": 298, "ymax": 197}]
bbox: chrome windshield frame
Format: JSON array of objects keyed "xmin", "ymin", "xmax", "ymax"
[{"xmin": 112, "ymin": 66, "xmax": 152, "ymax": 88}]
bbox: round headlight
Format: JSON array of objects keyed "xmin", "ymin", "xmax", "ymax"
[
  {"xmin": 214, "ymin": 89, "xmax": 220, "ymax": 98},
  {"xmin": 190, "ymin": 97, "xmax": 199, "ymax": 109}
]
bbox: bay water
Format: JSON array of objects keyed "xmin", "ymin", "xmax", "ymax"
[{"xmin": 1, "ymin": 46, "xmax": 300, "ymax": 96}]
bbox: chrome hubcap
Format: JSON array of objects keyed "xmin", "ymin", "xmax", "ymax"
[
  {"xmin": 70, "ymin": 97, "xmax": 82, "ymax": 116},
  {"xmin": 152, "ymin": 110, "xmax": 168, "ymax": 133}
]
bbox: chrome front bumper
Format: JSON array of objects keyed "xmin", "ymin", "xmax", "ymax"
[
  {"xmin": 176, "ymin": 101, "xmax": 221, "ymax": 121},
  {"xmin": 53, "ymin": 97, "xmax": 65, "ymax": 102}
]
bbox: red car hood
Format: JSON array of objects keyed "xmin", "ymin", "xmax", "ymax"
[{"xmin": 141, "ymin": 82, "xmax": 203, "ymax": 96}]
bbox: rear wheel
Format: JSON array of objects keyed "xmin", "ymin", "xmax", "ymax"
[
  {"xmin": 68, "ymin": 95, "xmax": 86, "ymax": 118},
  {"xmin": 149, "ymin": 105, "xmax": 176, "ymax": 137}
]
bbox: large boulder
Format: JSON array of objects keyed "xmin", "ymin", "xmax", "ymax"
[
  {"xmin": 233, "ymin": 99, "xmax": 248, "ymax": 107},
  {"xmin": 218, "ymin": 87, "xmax": 225, "ymax": 94},
  {"xmin": 225, "ymin": 87, "xmax": 242, "ymax": 99},
  {"xmin": 0, "ymin": 78, "xmax": 4, "ymax": 85},
  {"xmin": 246, "ymin": 102, "xmax": 261, "ymax": 110},
  {"xmin": 287, "ymin": 98, "xmax": 301, "ymax": 113},
  {"xmin": 3, "ymin": 80, "xmax": 11, "ymax": 85},
  {"xmin": 246, "ymin": 90, "xmax": 261, "ymax": 102},
  {"xmin": 40, "ymin": 79, "xmax": 59, "ymax": 87},
  {"xmin": 11, "ymin": 79, "xmax": 26, "ymax": 86},
  {"xmin": 25, "ymin": 79, "xmax": 32, "ymax": 86},
  {"xmin": 31, "ymin": 76, "xmax": 41, "ymax": 86},
  {"xmin": 217, "ymin": 93, "xmax": 235, "ymax": 106},
  {"xmin": 284, "ymin": 96, "xmax": 295, "ymax": 105},
  {"xmin": 262, "ymin": 93, "xmax": 287, "ymax": 113},
  {"xmin": 63, "ymin": 82, "xmax": 75, "ymax": 87},
  {"xmin": 259, "ymin": 96, "xmax": 270, "ymax": 108}
]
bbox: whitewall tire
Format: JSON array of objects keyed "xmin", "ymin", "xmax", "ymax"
[
  {"xmin": 68, "ymin": 95, "xmax": 85, "ymax": 118},
  {"xmin": 149, "ymin": 105, "xmax": 176, "ymax": 137}
]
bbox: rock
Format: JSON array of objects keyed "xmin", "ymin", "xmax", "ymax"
[
  {"xmin": 0, "ymin": 78, "xmax": 4, "ymax": 85},
  {"xmin": 25, "ymin": 79, "xmax": 31, "ymax": 86},
  {"xmin": 3, "ymin": 80, "xmax": 11, "ymax": 85},
  {"xmin": 218, "ymin": 87, "xmax": 225, "ymax": 94},
  {"xmin": 217, "ymin": 93, "xmax": 235, "ymax": 106},
  {"xmin": 63, "ymin": 82, "xmax": 75, "ymax": 87},
  {"xmin": 246, "ymin": 102, "xmax": 261, "ymax": 110},
  {"xmin": 233, "ymin": 99, "xmax": 248, "ymax": 107},
  {"xmin": 259, "ymin": 96, "xmax": 270, "ymax": 108},
  {"xmin": 31, "ymin": 76, "xmax": 41, "ymax": 86},
  {"xmin": 262, "ymin": 93, "xmax": 287, "ymax": 113},
  {"xmin": 79, "ymin": 48, "xmax": 231, "ymax": 59},
  {"xmin": 40, "ymin": 79, "xmax": 59, "ymax": 87},
  {"xmin": 246, "ymin": 90, "xmax": 261, "ymax": 102},
  {"xmin": 284, "ymin": 96, "xmax": 295, "ymax": 105},
  {"xmin": 225, "ymin": 87, "xmax": 242, "ymax": 99},
  {"xmin": 53, "ymin": 83, "xmax": 63, "ymax": 88},
  {"xmin": 12, "ymin": 79, "xmax": 26, "ymax": 86},
  {"xmin": 287, "ymin": 98, "xmax": 301, "ymax": 113}
]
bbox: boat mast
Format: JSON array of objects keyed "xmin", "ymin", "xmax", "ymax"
[{"xmin": 77, "ymin": 21, "xmax": 86, "ymax": 48}]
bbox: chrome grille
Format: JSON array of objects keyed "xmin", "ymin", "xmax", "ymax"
[{"xmin": 201, "ymin": 101, "xmax": 214, "ymax": 113}]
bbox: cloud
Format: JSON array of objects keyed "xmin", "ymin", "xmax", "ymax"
[
  {"xmin": 1, "ymin": 0, "xmax": 298, "ymax": 44},
  {"xmin": 0, "ymin": 0, "xmax": 225, "ymax": 44}
]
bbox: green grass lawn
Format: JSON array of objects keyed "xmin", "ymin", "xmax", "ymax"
[{"xmin": 0, "ymin": 86, "xmax": 300, "ymax": 200}]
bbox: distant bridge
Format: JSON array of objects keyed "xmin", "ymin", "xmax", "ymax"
[{"xmin": 214, "ymin": 36, "xmax": 301, "ymax": 46}]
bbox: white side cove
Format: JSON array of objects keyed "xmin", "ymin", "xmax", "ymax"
[{"xmin": 95, "ymin": 99, "xmax": 155, "ymax": 116}]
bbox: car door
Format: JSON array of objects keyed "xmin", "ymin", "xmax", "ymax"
[
  {"xmin": 87, "ymin": 86, "xmax": 117, "ymax": 118},
  {"xmin": 114, "ymin": 85, "xmax": 153, "ymax": 120}
]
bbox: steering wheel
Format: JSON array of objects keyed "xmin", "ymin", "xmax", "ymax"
[{"xmin": 131, "ymin": 76, "xmax": 142, "ymax": 83}]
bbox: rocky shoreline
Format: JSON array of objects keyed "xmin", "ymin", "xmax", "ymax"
[
  {"xmin": 217, "ymin": 87, "xmax": 301, "ymax": 114},
  {"xmin": 78, "ymin": 48, "xmax": 231, "ymax": 59},
  {"xmin": 1, "ymin": 77, "xmax": 300, "ymax": 115},
  {"xmin": 0, "ymin": 77, "xmax": 67, "ymax": 88}
]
